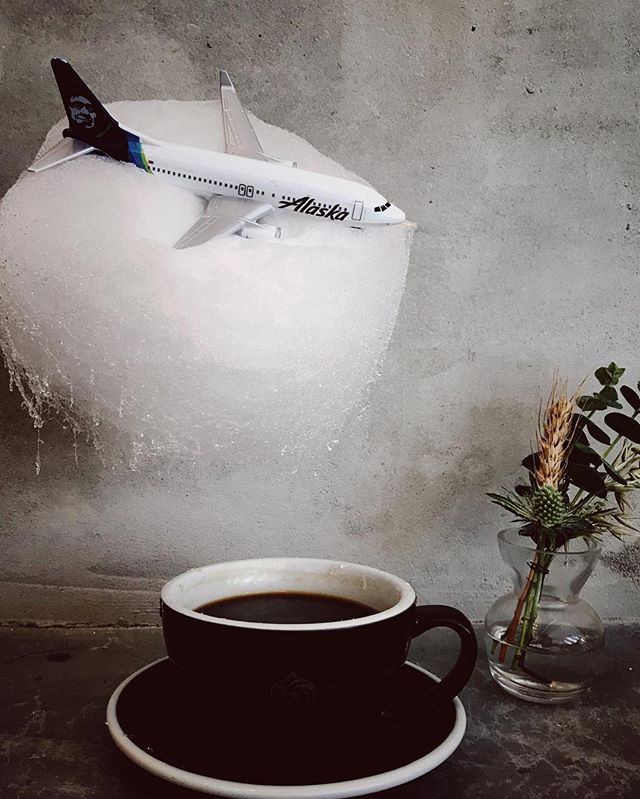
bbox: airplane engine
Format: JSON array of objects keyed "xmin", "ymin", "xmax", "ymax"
[
  {"xmin": 240, "ymin": 223, "xmax": 282, "ymax": 241},
  {"xmin": 265, "ymin": 156, "xmax": 297, "ymax": 168}
]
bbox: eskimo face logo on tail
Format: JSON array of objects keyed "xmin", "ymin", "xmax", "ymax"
[
  {"xmin": 278, "ymin": 196, "xmax": 350, "ymax": 221},
  {"xmin": 69, "ymin": 95, "xmax": 97, "ymax": 130}
]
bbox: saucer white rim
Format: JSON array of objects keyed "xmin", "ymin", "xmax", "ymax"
[{"xmin": 106, "ymin": 657, "xmax": 467, "ymax": 799}]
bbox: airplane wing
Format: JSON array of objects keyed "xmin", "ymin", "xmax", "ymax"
[
  {"xmin": 174, "ymin": 195, "xmax": 274, "ymax": 249},
  {"xmin": 219, "ymin": 70, "xmax": 268, "ymax": 160}
]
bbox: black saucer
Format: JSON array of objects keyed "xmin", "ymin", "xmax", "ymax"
[{"xmin": 107, "ymin": 658, "xmax": 465, "ymax": 797}]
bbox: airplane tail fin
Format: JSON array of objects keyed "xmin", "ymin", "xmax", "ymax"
[
  {"xmin": 29, "ymin": 58, "xmax": 152, "ymax": 173},
  {"xmin": 52, "ymin": 57, "xmax": 119, "ymax": 143}
]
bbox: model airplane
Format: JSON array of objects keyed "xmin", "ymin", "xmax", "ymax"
[{"xmin": 29, "ymin": 59, "xmax": 406, "ymax": 248}]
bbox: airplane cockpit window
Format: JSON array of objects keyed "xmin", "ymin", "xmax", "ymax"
[{"xmin": 373, "ymin": 201, "xmax": 392, "ymax": 213}]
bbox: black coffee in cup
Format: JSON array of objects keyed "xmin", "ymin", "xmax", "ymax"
[{"xmin": 196, "ymin": 592, "xmax": 377, "ymax": 625}]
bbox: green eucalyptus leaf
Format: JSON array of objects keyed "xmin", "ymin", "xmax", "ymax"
[
  {"xmin": 604, "ymin": 412, "xmax": 640, "ymax": 445},
  {"xmin": 568, "ymin": 448, "xmax": 594, "ymax": 467},
  {"xmin": 600, "ymin": 385, "xmax": 619, "ymax": 401},
  {"xmin": 567, "ymin": 463, "xmax": 608, "ymax": 497},
  {"xmin": 572, "ymin": 413, "xmax": 587, "ymax": 433},
  {"xmin": 574, "ymin": 441, "xmax": 602, "ymax": 463},
  {"xmin": 522, "ymin": 453, "xmax": 539, "ymax": 473},
  {"xmin": 595, "ymin": 367, "xmax": 612, "ymax": 386},
  {"xmin": 575, "ymin": 429, "xmax": 591, "ymax": 447},
  {"xmin": 595, "ymin": 386, "xmax": 623, "ymax": 408},
  {"xmin": 607, "ymin": 363, "xmax": 625, "ymax": 384},
  {"xmin": 577, "ymin": 395, "xmax": 608, "ymax": 412},
  {"xmin": 620, "ymin": 385, "xmax": 640, "ymax": 411},
  {"xmin": 597, "ymin": 395, "xmax": 623, "ymax": 409},
  {"xmin": 584, "ymin": 418, "xmax": 611, "ymax": 445}
]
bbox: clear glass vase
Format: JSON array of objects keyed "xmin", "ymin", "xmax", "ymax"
[{"xmin": 484, "ymin": 528, "xmax": 604, "ymax": 703}]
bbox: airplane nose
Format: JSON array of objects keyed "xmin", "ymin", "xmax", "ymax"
[{"xmin": 388, "ymin": 205, "xmax": 406, "ymax": 224}]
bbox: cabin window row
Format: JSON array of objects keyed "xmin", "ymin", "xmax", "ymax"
[
  {"xmin": 148, "ymin": 164, "xmax": 266, "ymax": 195},
  {"xmin": 146, "ymin": 166, "xmax": 343, "ymax": 210}
]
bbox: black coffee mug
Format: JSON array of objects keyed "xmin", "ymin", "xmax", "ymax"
[{"xmin": 161, "ymin": 558, "xmax": 477, "ymax": 720}]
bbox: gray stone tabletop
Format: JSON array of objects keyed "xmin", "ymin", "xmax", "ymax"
[{"xmin": 1, "ymin": 625, "xmax": 638, "ymax": 799}]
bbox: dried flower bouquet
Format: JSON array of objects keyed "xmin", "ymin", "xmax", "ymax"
[{"xmin": 488, "ymin": 363, "xmax": 640, "ymax": 674}]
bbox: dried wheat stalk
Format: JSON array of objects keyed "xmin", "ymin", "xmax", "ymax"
[{"xmin": 534, "ymin": 382, "xmax": 575, "ymax": 488}]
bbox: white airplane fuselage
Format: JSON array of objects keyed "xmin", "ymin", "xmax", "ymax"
[
  {"xmin": 30, "ymin": 59, "xmax": 407, "ymax": 245},
  {"xmin": 142, "ymin": 142, "xmax": 406, "ymax": 228}
]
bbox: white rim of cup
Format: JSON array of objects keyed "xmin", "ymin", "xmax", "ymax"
[{"xmin": 161, "ymin": 557, "xmax": 416, "ymax": 632}]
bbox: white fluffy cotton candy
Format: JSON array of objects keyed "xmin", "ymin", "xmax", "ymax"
[{"xmin": 0, "ymin": 100, "xmax": 413, "ymax": 461}]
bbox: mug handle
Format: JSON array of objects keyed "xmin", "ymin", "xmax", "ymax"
[{"xmin": 382, "ymin": 604, "xmax": 477, "ymax": 720}]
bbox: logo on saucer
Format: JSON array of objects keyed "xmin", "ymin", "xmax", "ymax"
[{"xmin": 270, "ymin": 672, "xmax": 317, "ymax": 706}]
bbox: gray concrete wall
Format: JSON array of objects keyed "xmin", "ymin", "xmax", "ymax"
[{"xmin": 1, "ymin": 0, "xmax": 639, "ymax": 625}]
